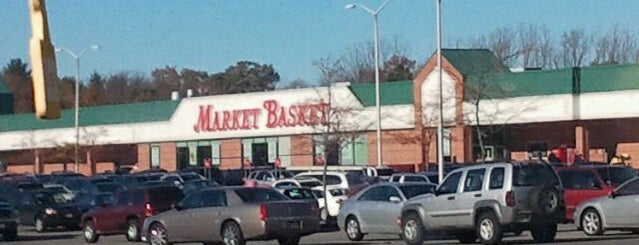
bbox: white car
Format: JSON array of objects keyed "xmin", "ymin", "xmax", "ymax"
[
  {"xmin": 388, "ymin": 173, "xmax": 431, "ymax": 183},
  {"xmin": 294, "ymin": 171, "xmax": 367, "ymax": 191},
  {"xmin": 312, "ymin": 186, "xmax": 348, "ymax": 220},
  {"xmin": 43, "ymin": 184, "xmax": 76, "ymax": 201},
  {"xmin": 272, "ymin": 177, "xmax": 323, "ymax": 189}
]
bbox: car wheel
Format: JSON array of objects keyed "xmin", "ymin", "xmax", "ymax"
[
  {"xmin": 345, "ymin": 216, "xmax": 364, "ymax": 241},
  {"xmin": 456, "ymin": 231, "xmax": 477, "ymax": 244},
  {"xmin": 83, "ymin": 220, "xmax": 99, "ymax": 243},
  {"xmin": 35, "ymin": 216, "xmax": 46, "ymax": 233},
  {"xmin": 148, "ymin": 222, "xmax": 171, "ymax": 245},
  {"xmin": 2, "ymin": 222, "xmax": 17, "ymax": 241},
  {"xmin": 581, "ymin": 209, "xmax": 604, "ymax": 236},
  {"xmin": 277, "ymin": 235, "xmax": 300, "ymax": 245},
  {"xmin": 222, "ymin": 221, "xmax": 245, "ymax": 245},
  {"xmin": 126, "ymin": 218, "xmax": 141, "ymax": 241},
  {"xmin": 401, "ymin": 212, "xmax": 424, "ymax": 245},
  {"xmin": 531, "ymin": 222, "xmax": 557, "ymax": 243},
  {"xmin": 476, "ymin": 212, "xmax": 503, "ymax": 245},
  {"xmin": 530, "ymin": 186, "xmax": 560, "ymax": 216}
]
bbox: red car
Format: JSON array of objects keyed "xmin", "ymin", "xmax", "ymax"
[
  {"xmin": 555, "ymin": 165, "xmax": 636, "ymax": 220},
  {"xmin": 81, "ymin": 186, "xmax": 184, "ymax": 243}
]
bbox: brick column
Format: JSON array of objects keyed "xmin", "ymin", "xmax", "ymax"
[
  {"xmin": 575, "ymin": 125, "xmax": 589, "ymax": 160},
  {"xmin": 451, "ymin": 126, "xmax": 472, "ymax": 163}
]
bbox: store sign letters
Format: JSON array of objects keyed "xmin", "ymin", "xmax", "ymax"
[{"xmin": 193, "ymin": 99, "xmax": 329, "ymax": 133}]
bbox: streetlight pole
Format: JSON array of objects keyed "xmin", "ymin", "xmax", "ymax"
[
  {"xmin": 435, "ymin": 0, "xmax": 445, "ymax": 183},
  {"xmin": 346, "ymin": 0, "xmax": 393, "ymax": 168},
  {"xmin": 55, "ymin": 45, "xmax": 99, "ymax": 173}
]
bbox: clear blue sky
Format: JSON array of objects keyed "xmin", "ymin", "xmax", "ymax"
[{"xmin": 1, "ymin": 0, "xmax": 638, "ymax": 86}]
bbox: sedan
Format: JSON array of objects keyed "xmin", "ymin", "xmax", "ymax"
[
  {"xmin": 337, "ymin": 182, "xmax": 436, "ymax": 241},
  {"xmin": 575, "ymin": 177, "xmax": 639, "ymax": 236}
]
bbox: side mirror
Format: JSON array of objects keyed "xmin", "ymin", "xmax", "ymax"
[
  {"xmin": 389, "ymin": 196, "xmax": 402, "ymax": 203},
  {"xmin": 172, "ymin": 203, "xmax": 183, "ymax": 211},
  {"xmin": 608, "ymin": 191, "xmax": 616, "ymax": 199}
]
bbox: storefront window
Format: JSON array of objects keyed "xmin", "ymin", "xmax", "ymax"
[
  {"xmin": 313, "ymin": 133, "xmax": 367, "ymax": 166},
  {"xmin": 242, "ymin": 138, "xmax": 278, "ymax": 166},
  {"xmin": 150, "ymin": 144, "xmax": 160, "ymax": 168},
  {"xmin": 177, "ymin": 141, "xmax": 219, "ymax": 170}
]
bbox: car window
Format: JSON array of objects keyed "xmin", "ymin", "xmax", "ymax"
[
  {"xmin": 329, "ymin": 188, "xmax": 347, "ymax": 196},
  {"xmin": 275, "ymin": 182, "xmax": 296, "ymax": 188},
  {"xmin": 390, "ymin": 175, "xmax": 399, "ymax": 182},
  {"xmin": 131, "ymin": 190, "xmax": 145, "ymax": 204},
  {"xmin": 358, "ymin": 186, "xmax": 382, "ymax": 201},
  {"xmin": 404, "ymin": 175, "xmax": 428, "ymax": 182},
  {"xmin": 116, "ymin": 191, "xmax": 132, "ymax": 206},
  {"xmin": 438, "ymin": 172, "xmax": 462, "ymax": 195},
  {"xmin": 234, "ymin": 188, "xmax": 288, "ymax": 203},
  {"xmin": 513, "ymin": 165, "xmax": 559, "ymax": 187},
  {"xmin": 380, "ymin": 186, "xmax": 401, "ymax": 201},
  {"xmin": 303, "ymin": 175, "xmax": 341, "ymax": 185},
  {"xmin": 399, "ymin": 184, "xmax": 435, "ymax": 199},
  {"xmin": 558, "ymin": 171, "xmax": 576, "ymax": 190},
  {"xmin": 299, "ymin": 181, "xmax": 322, "ymax": 188},
  {"xmin": 346, "ymin": 173, "xmax": 365, "ymax": 186},
  {"xmin": 312, "ymin": 190, "xmax": 324, "ymax": 198},
  {"xmin": 201, "ymin": 190, "xmax": 227, "ymax": 207},
  {"xmin": 573, "ymin": 171, "xmax": 602, "ymax": 190},
  {"xmin": 615, "ymin": 178, "xmax": 639, "ymax": 196},
  {"xmin": 283, "ymin": 188, "xmax": 315, "ymax": 200},
  {"xmin": 180, "ymin": 192, "xmax": 203, "ymax": 209},
  {"xmin": 150, "ymin": 187, "xmax": 185, "ymax": 204},
  {"xmin": 597, "ymin": 167, "xmax": 636, "ymax": 187},
  {"xmin": 489, "ymin": 167, "xmax": 505, "ymax": 190},
  {"xmin": 464, "ymin": 169, "xmax": 486, "ymax": 192}
]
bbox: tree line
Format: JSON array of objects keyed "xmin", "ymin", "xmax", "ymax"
[{"xmin": 3, "ymin": 25, "xmax": 639, "ymax": 113}]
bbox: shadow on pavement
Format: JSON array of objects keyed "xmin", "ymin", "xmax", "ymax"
[
  {"xmin": 13, "ymin": 234, "xmax": 78, "ymax": 242},
  {"xmin": 504, "ymin": 234, "xmax": 639, "ymax": 244}
]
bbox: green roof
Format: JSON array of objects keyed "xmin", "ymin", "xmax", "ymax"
[
  {"xmin": 0, "ymin": 76, "xmax": 11, "ymax": 94},
  {"xmin": 465, "ymin": 63, "xmax": 639, "ymax": 100},
  {"xmin": 442, "ymin": 49, "xmax": 509, "ymax": 77},
  {"xmin": 349, "ymin": 80, "xmax": 413, "ymax": 106},
  {"xmin": 0, "ymin": 100, "xmax": 180, "ymax": 132}
]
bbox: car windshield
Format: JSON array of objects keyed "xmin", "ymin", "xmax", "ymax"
[
  {"xmin": 35, "ymin": 192, "xmax": 68, "ymax": 204},
  {"xmin": 596, "ymin": 167, "xmax": 636, "ymax": 187},
  {"xmin": 234, "ymin": 188, "xmax": 289, "ymax": 203},
  {"xmin": 400, "ymin": 184, "xmax": 436, "ymax": 199},
  {"xmin": 299, "ymin": 181, "xmax": 322, "ymax": 188},
  {"xmin": 275, "ymin": 170, "xmax": 294, "ymax": 179},
  {"xmin": 283, "ymin": 188, "xmax": 315, "ymax": 200}
]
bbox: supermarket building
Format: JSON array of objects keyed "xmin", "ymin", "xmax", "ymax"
[{"xmin": 2, "ymin": 49, "xmax": 639, "ymax": 174}]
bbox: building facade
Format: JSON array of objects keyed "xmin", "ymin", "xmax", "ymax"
[{"xmin": 2, "ymin": 49, "xmax": 639, "ymax": 175}]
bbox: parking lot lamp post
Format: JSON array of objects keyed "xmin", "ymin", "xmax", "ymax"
[
  {"xmin": 55, "ymin": 45, "xmax": 99, "ymax": 173},
  {"xmin": 346, "ymin": 0, "xmax": 393, "ymax": 168}
]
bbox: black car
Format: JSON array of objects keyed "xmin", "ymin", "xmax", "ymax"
[
  {"xmin": 15, "ymin": 190, "xmax": 83, "ymax": 232},
  {"xmin": 0, "ymin": 199, "xmax": 18, "ymax": 241}
]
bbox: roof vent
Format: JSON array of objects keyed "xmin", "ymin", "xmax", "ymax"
[{"xmin": 171, "ymin": 91, "xmax": 180, "ymax": 101}]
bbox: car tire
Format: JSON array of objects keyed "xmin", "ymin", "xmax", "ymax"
[
  {"xmin": 530, "ymin": 186, "xmax": 560, "ymax": 216},
  {"xmin": 344, "ymin": 216, "xmax": 364, "ymax": 241},
  {"xmin": 581, "ymin": 209, "xmax": 604, "ymax": 236},
  {"xmin": 476, "ymin": 212, "xmax": 503, "ymax": 245},
  {"xmin": 3, "ymin": 222, "xmax": 17, "ymax": 241},
  {"xmin": 277, "ymin": 235, "xmax": 300, "ymax": 245},
  {"xmin": 456, "ymin": 231, "xmax": 477, "ymax": 244},
  {"xmin": 148, "ymin": 222, "xmax": 172, "ymax": 245},
  {"xmin": 531, "ymin": 222, "xmax": 557, "ymax": 243},
  {"xmin": 34, "ymin": 216, "xmax": 46, "ymax": 233},
  {"xmin": 126, "ymin": 218, "xmax": 141, "ymax": 241},
  {"xmin": 83, "ymin": 220, "xmax": 99, "ymax": 243},
  {"xmin": 401, "ymin": 212, "xmax": 424, "ymax": 245},
  {"xmin": 222, "ymin": 221, "xmax": 245, "ymax": 245}
]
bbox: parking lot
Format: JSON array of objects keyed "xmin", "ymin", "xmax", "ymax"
[{"xmin": 4, "ymin": 224, "xmax": 639, "ymax": 245}]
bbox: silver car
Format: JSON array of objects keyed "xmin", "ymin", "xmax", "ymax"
[
  {"xmin": 337, "ymin": 182, "xmax": 436, "ymax": 241},
  {"xmin": 574, "ymin": 177, "xmax": 639, "ymax": 236}
]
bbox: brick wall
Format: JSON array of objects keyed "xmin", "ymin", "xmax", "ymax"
[
  {"xmin": 290, "ymin": 135, "xmax": 313, "ymax": 166},
  {"xmin": 137, "ymin": 144, "xmax": 150, "ymax": 170},
  {"xmin": 158, "ymin": 143, "xmax": 177, "ymax": 172},
  {"xmin": 220, "ymin": 139, "xmax": 242, "ymax": 169}
]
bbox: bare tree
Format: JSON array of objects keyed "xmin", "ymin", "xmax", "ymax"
[
  {"xmin": 538, "ymin": 26, "xmax": 556, "ymax": 69},
  {"xmin": 559, "ymin": 29, "xmax": 590, "ymax": 67},
  {"xmin": 517, "ymin": 24, "xmax": 540, "ymax": 68},
  {"xmin": 488, "ymin": 27, "xmax": 519, "ymax": 66},
  {"xmin": 341, "ymin": 37, "xmax": 410, "ymax": 84},
  {"xmin": 592, "ymin": 26, "xmax": 637, "ymax": 65}
]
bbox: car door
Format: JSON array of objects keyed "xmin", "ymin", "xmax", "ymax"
[
  {"xmin": 191, "ymin": 190, "xmax": 228, "ymax": 241},
  {"xmin": 427, "ymin": 171, "xmax": 463, "ymax": 230},
  {"xmin": 354, "ymin": 186, "xmax": 383, "ymax": 232},
  {"xmin": 456, "ymin": 168, "xmax": 486, "ymax": 228},
  {"xmin": 104, "ymin": 191, "xmax": 131, "ymax": 233},
  {"xmin": 374, "ymin": 186, "xmax": 404, "ymax": 232},
  {"xmin": 557, "ymin": 170, "xmax": 580, "ymax": 219},
  {"xmin": 601, "ymin": 179, "xmax": 639, "ymax": 227},
  {"xmin": 165, "ymin": 191, "xmax": 202, "ymax": 242}
]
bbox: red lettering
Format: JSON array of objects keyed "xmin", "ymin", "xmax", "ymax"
[
  {"xmin": 193, "ymin": 105, "xmax": 212, "ymax": 132},
  {"xmin": 288, "ymin": 106, "xmax": 298, "ymax": 126},
  {"xmin": 222, "ymin": 111, "xmax": 232, "ymax": 130},
  {"xmin": 212, "ymin": 111, "xmax": 221, "ymax": 131},
  {"xmin": 241, "ymin": 110, "xmax": 251, "ymax": 129},
  {"xmin": 319, "ymin": 103, "xmax": 329, "ymax": 124},
  {"xmin": 277, "ymin": 107, "xmax": 288, "ymax": 127},
  {"xmin": 264, "ymin": 100, "xmax": 278, "ymax": 128},
  {"xmin": 250, "ymin": 109, "xmax": 261, "ymax": 129}
]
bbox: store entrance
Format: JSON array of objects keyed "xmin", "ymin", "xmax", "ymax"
[{"xmin": 252, "ymin": 143, "xmax": 268, "ymax": 166}]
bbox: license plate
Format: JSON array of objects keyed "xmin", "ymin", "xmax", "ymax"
[{"xmin": 65, "ymin": 213, "xmax": 74, "ymax": 218}]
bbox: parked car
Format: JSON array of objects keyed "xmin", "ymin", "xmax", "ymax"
[
  {"xmin": 416, "ymin": 171, "xmax": 441, "ymax": 184},
  {"xmin": 574, "ymin": 177, "xmax": 639, "ymax": 236},
  {"xmin": 246, "ymin": 169, "xmax": 295, "ymax": 186},
  {"xmin": 311, "ymin": 186, "xmax": 348, "ymax": 221},
  {"xmin": 81, "ymin": 186, "xmax": 185, "ymax": 243},
  {"xmin": 294, "ymin": 171, "xmax": 368, "ymax": 196},
  {"xmin": 160, "ymin": 172, "xmax": 206, "ymax": 187},
  {"xmin": 276, "ymin": 187, "xmax": 317, "ymax": 201},
  {"xmin": 181, "ymin": 179, "xmax": 219, "ymax": 195},
  {"xmin": 0, "ymin": 199, "xmax": 19, "ymax": 241},
  {"xmin": 400, "ymin": 162, "xmax": 566, "ymax": 245},
  {"xmin": 555, "ymin": 167, "xmax": 616, "ymax": 220},
  {"xmin": 141, "ymin": 187, "xmax": 320, "ymax": 245},
  {"xmin": 43, "ymin": 184, "xmax": 76, "ymax": 201},
  {"xmin": 388, "ymin": 173, "xmax": 432, "ymax": 183},
  {"xmin": 337, "ymin": 182, "xmax": 435, "ymax": 240},
  {"xmin": 15, "ymin": 190, "xmax": 83, "ymax": 232},
  {"xmin": 94, "ymin": 182, "xmax": 124, "ymax": 195}
]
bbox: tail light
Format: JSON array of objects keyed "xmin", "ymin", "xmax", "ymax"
[
  {"xmin": 144, "ymin": 203, "xmax": 154, "ymax": 217},
  {"xmin": 505, "ymin": 191, "xmax": 515, "ymax": 207},
  {"xmin": 259, "ymin": 204, "xmax": 268, "ymax": 221}
]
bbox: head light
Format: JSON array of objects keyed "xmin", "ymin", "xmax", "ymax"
[{"xmin": 45, "ymin": 207, "xmax": 57, "ymax": 215}]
